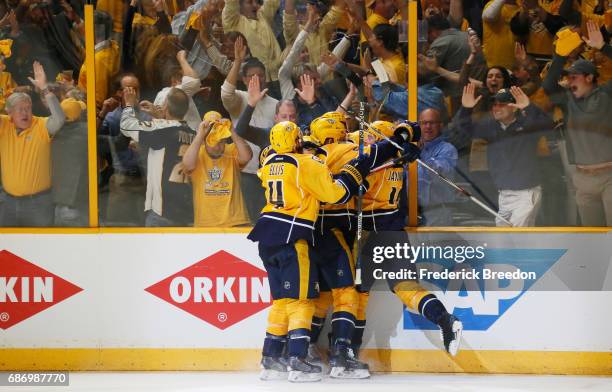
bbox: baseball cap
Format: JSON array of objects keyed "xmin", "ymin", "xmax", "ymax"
[
  {"xmin": 562, "ymin": 59, "xmax": 599, "ymax": 77},
  {"xmin": 491, "ymin": 88, "xmax": 516, "ymax": 104}
]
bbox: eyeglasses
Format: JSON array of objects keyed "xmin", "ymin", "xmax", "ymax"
[{"xmin": 419, "ymin": 121, "xmax": 441, "ymax": 126}]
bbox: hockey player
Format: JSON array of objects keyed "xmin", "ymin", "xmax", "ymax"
[
  {"xmin": 248, "ymin": 121, "xmax": 373, "ymax": 382},
  {"xmin": 306, "ymin": 112, "xmax": 417, "ymax": 379},
  {"xmin": 352, "ymin": 120, "xmax": 463, "ymax": 358}
]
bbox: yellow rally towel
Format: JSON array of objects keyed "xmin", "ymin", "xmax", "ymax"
[
  {"xmin": 0, "ymin": 39, "xmax": 12, "ymax": 58},
  {"xmin": 206, "ymin": 118, "xmax": 232, "ymax": 147}
]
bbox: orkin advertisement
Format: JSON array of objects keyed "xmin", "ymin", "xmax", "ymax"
[
  {"xmin": 0, "ymin": 232, "xmax": 610, "ymax": 355},
  {"xmin": 0, "ymin": 250, "xmax": 82, "ymax": 330},
  {"xmin": 145, "ymin": 250, "xmax": 271, "ymax": 330}
]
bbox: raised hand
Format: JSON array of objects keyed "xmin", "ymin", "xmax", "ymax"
[
  {"xmin": 153, "ymin": 0, "xmax": 165, "ymax": 12},
  {"xmin": 304, "ymin": 4, "xmax": 320, "ymax": 33},
  {"xmin": 321, "ymin": 52, "xmax": 340, "ymax": 68},
  {"xmin": 247, "ymin": 75, "xmax": 268, "ymax": 107},
  {"xmin": 234, "ymin": 36, "xmax": 247, "ymax": 62},
  {"xmin": 139, "ymin": 100, "xmax": 163, "ymax": 117},
  {"xmin": 468, "ymin": 31, "xmax": 481, "ymax": 54},
  {"xmin": 514, "ymin": 42, "xmax": 527, "ymax": 63},
  {"xmin": 176, "ymin": 49, "xmax": 188, "ymax": 63},
  {"xmin": 294, "ymin": 74, "xmax": 316, "ymax": 105},
  {"xmin": 0, "ymin": 10, "xmax": 11, "ymax": 27},
  {"xmin": 508, "ymin": 85, "xmax": 530, "ymax": 110},
  {"xmin": 582, "ymin": 20, "xmax": 605, "ymax": 50},
  {"xmin": 123, "ymin": 86, "xmax": 138, "ymax": 107},
  {"xmin": 418, "ymin": 53, "xmax": 438, "ymax": 72},
  {"xmin": 461, "ymin": 82, "xmax": 482, "ymax": 109},
  {"xmin": 28, "ymin": 61, "xmax": 48, "ymax": 91}
]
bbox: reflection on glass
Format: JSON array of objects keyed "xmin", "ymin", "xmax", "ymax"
[
  {"xmin": 0, "ymin": 0, "xmax": 89, "ymax": 227},
  {"xmin": 416, "ymin": 3, "xmax": 611, "ymax": 227}
]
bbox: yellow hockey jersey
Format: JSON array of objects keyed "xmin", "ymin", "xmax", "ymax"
[
  {"xmin": 315, "ymin": 140, "xmax": 404, "ymax": 232},
  {"xmin": 315, "ymin": 143, "xmax": 360, "ymax": 230},
  {"xmin": 247, "ymin": 152, "xmax": 352, "ymax": 246},
  {"xmin": 362, "ymin": 165, "xmax": 405, "ymax": 231}
]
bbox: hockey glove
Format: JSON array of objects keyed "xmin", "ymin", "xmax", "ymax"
[{"xmin": 396, "ymin": 142, "xmax": 421, "ymax": 164}]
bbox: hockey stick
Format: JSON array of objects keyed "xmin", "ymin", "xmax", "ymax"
[
  {"xmin": 416, "ymin": 159, "xmax": 512, "ymax": 226},
  {"xmin": 355, "ymin": 100, "xmax": 366, "ymax": 285}
]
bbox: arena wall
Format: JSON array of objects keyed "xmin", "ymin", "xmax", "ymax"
[{"xmin": 0, "ymin": 231, "xmax": 610, "ymax": 374}]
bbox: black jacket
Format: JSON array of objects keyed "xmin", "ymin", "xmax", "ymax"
[{"xmin": 452, "ymin": 104, "xmax": 554, "ymax": 190}]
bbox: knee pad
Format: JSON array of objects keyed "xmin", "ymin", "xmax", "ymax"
[
  {"xmin": 314, "ymin": 291, "xmax": 333, "ymax": 318},
  {"xmin": 266, "ymin": 299, "xmax": 289, "ymax": 336},
  {"xmin": 393, "ymin": 281, "xmax": 430, "ymax": 313},
  {"xmin": 286, "ymin": 299, "xmax": 315, "ymax": 331},
  {"xmin": 331, "ymin": 286, "xmax": 359, "ymax": 317},
  {"xmin": 356, "ymin": 291, "xmax": 370, "ymax": 321}
]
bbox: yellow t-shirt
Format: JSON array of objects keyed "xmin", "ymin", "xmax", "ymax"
[
  {"xmin": 0, "ymin": 116, "xmax": 51, "ymax": 196},
  {"xmin": 78, "ymin": 40, "xmax": 120, "ymax": 108},
  {"xmin": 382, "ymin": 52, "xmax": 406, "ymax": 85},
  {"xmin": 482, "ymin": 1, "xmax": 520, "ymax": 69},
  {"xmin": 191, "ymin": 143, "xmax": 250, "ymax": 227},
  {"xmin": 361, "ymin": 12, "xmax": 389, "ymax": 44},
  {"xmin": 526, "ymin": 22, "xmax": 554, "ymax": 56},
  {"xmin": 96, "ymin": 0, "xmax": 125, "ymax": 33}
]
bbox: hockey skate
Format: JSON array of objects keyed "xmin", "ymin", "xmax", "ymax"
[
  {"xmin": 259, "ymin": 356, "xmax": 288, "ymax": 381},
  {"xmin": 306, "ymin": 344, "xmax": 329, "ymax": 374},
  {"xmin": 438, "ymin": 313, "xmax": 463, "ymax": 356},
  {"xmin": 287, "ymin": 356, "xmax": 322, "ymax": 382},
  {"xmin": 329, "ymin": 345, "xmax": 370, "ymax": 379}
]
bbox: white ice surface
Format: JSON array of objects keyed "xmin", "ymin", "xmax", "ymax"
[{"xmin": 1, "ymin": 372, "xmax": 610, "ymax": 392}]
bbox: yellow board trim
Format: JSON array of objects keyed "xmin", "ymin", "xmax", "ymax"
[
  {"xmin": 84, "ymin": 4, "xmax": 99, "ymax": 228},
  {"xmin": 0, "ymin": 349, "xmax": 610, "ymax": 375},
  {"xmin": 407, "ymin": 0, "xmax": 418, "ymax": 227}
]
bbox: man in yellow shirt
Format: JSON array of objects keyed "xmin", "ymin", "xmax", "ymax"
[
  {"xmin": 182, "ymin": 114, "xmax": 252, "ymax": 227},
  {"xmin": 482, "ymin": 0, "xmax": 520, "ymax": 69},
  {"xmin": 0, "ymin": 62, "xmax": 66, "ymax": 227},
  {"xmin": 222, "ymin": 0, "xmax": 282, "ymax": 83},
  {"xmin": 78, "ymin": 11, "xmax": 120, "ymax": 109},
  {"xmin": 360, "ymin": 0, "xmax": 397, "ymax": 45},
  {"xmin": 283, "ymin": 0, "xmax": 344, "ymax": 67}
]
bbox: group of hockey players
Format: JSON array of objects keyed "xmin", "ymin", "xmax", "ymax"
[{"xmin": 246, "ymin": 111, "xmax": 463, "ymax": 382}]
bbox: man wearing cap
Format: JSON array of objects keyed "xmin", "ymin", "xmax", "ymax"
[
  {"xmin": 182, "ymin": 112, "xmax": 252, "ymax": 227},
  {"xmin": 0, "ymin": 61, "xmax": 65, "ymax": 226},
  {"xmin": 543, "ymin": 21, "xmax": 612, "ymax": 226},
  {"xmin": 454, "ymin": 83, "xmax": 554, "ymax": 226}
]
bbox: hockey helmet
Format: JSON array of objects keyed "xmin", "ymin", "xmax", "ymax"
[{"xmin": 269, "ymin": 121, "xmax": 301, "ymax": 153}]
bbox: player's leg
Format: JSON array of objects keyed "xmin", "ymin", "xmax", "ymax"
[
  {"xmin": 393, "ymin": 280, "xmax": 463, "ymax": 356},
  {"xmin": 257, "ymin": 244, "xmax": 289, "ymax": 380},
  {"xmin": 284, "ymin": 239, "xmax": 322, "ymax": 382},
  {"xmin": 350, "ymin": 230, "xmax": 373, "ymax": 359},
  {"xmin": 307, "ymin": 285, "xmax": 331, "ymax": 369},
  {"xmin": 351, "ymin": 289, "xmax": 369, "ymax": 357},
  {"xmin": 261, "ymin": 298, "xmax": 289, "ymax": 380},
  {"xmin": 322, "ymin": 228, "xmax": 369, "ymax": 378}
]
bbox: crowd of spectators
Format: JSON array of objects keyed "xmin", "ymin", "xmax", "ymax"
[{"xmin": 0, "ymin": 0, "xmax": 609, "ymax": 227}]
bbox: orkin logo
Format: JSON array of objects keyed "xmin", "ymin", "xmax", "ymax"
[
  {"xmin": 145, "ymin": 250, "xmax": 271, "ymax": 330},
  {"xmin": 0, "ymin": 250, "xmax": 83, "ymax": 330}
]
